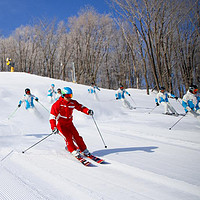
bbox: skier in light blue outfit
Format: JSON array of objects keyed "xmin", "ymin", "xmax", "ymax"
[
  {"xmin": 115, "ymin": 84, "xmax": 134, "ymax": 110},
  {"xmin": 182, "ymin": 84, "xmax": 200, "ymax": 120},
  {"xmin": 155, "ymin": 86, "xmax": 179, "ymax": 116},
  {"xmin": 88, "ymin": 82, "xmax": 100, "ymax": 100},
  {"xmin": 18, "ymin": 88, "xmax": 38, "ymax": 109},
  {"xmin": 47, "ymin": 84, "xmax": 56, "ymax": 103}
]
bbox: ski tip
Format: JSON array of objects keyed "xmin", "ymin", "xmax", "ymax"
[
  {"xmin": 82, "ymin": 160, "xmax": 94, "ymax": 166},
  {"xmin": 86, "ymin": 162, "xmax": 92, "ymax": 166},
  {"xmin": 98, "ymin": 160, "xmax": 105, "ymax": 164}
]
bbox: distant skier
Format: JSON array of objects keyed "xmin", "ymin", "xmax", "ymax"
[
  {"xmin": 182, "ymin": 84, "xmax": 200, "ymax": 119},
  {"xmin": 49, "ymin": 87, "xmax": 94, "ymax": 158},
  {"xmin": 47, "ymin": 84, "xmax": 56, "ymax": 103},
  {"xmin": 17, "ymin": 88, "xmax": 43, "ymax": 118},
  {"xmin": 55, "ymin": 88, "xmax": 62, "ymax": 101},
  {"xmin": 88, "ymin": 82, "xmax": 100, "ymax": 100},
  {"xmin": 18, "ymin": 88, "xmax": 39, "ymax": 110},
  {"xmin": 115, "ymin": 84, "xmax": 134, "ymax": 110},
  {"xmin": 155, "ymin": 86, "xmax": 179, "ymax": 116}
]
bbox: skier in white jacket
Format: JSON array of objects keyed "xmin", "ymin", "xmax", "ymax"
[
  {"xmin": 47, "ymin": 84, "xmax": 56, "ymax": 103},
  {"xmin": 55, "ymin": 88, "xmax": 62, "ymax": 101},
  {"xmin": 115, "ymin": 84, "xmax": 134, "ymax": 110},
  {"xmin": 155, "ymin": 86, "xmax": 179, "ymax": 116},
  {"xmin": 18, "ymin": 88, "xmax": 39, "ymax": 109},
  {"xmin": 88, "ymin": 82, "xmax": 100, "ymax": 100},
  {"xmin": 182, "ymin": 84, "xmax": 200, "ymax": 119}
]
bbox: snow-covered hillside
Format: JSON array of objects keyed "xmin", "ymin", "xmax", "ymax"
[{"xmin": 0, "ymin": 72, "xmax": 200, "ymax": 200}]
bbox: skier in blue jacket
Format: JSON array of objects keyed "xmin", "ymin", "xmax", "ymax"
[
  {"xmin": 47, "ymin": 84, "xmax": 56, "ymax": 103},
  {"xmin": 155, "ymin": 86, "xmax": 179, "ymax": 116},
  {"xmin": 115, "ymin": 84, "xmax": 134, "ymax": 110},
  {"xmin": 18, "ymin": 88, "xmax": 39, "ymax": 109},
  {"xmin": 88, "ymin": 82, "xmax": 100, "ymax": 100}
]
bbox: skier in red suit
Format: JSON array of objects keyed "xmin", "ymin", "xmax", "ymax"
[{"xmin": 49, "ymin": 87, "xmax": 94, "ymax": 157}]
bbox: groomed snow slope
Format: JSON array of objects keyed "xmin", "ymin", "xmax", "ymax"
[{"xmin": 0, "ymin": 72, "xmax": 200, "ymax": 200}]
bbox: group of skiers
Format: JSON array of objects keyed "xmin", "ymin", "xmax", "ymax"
[
  {"xmin": 88, "ymin": 82, "xmax": 134, "ymax": 109},
  {"xmin": 155, "ymin": 84, "xmax": 200, "ymax": 120},
  {"xmin": 16, "ymin": 82, "xmax": 200, "ymax": 159},
  {"xmin": 17, "ymin": 84, "xmax": 94, "ymax": 158},
  {"xmin": 17, "ymin": 82, "xmax": 200, "ymax": 119},
  {"xmin": 47, "ymin": 84, "xmax": 62, "ymax": 103}
]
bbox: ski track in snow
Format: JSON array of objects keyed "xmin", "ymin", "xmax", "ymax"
[
  {"xmin": 0, "ymin": 72, "xmax": 200, "ymax": 200},
  {"xmin": 0, "ymin": 165, "xmax": 47, "ymax": 200},
  {"xmin": 1, "ymin": 150, "xmax": 200, "ymax": 200}
]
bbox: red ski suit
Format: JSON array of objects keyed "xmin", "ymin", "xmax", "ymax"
[{"xmin": 49, "ymin": 96, "xmax": 90, "ymax": 153}]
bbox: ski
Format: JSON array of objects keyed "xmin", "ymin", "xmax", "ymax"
[
  {"xmin": 178, "ymin": 113, "xmax": 186, "ymax": 116},
  {"xmin": 85, "ymin": 154, "xmax": 105, "ymax": 164},
  {"xmin": 162, "ymin": 113, "xmax": 179, "ymax": 117},
  {"xmin": 65, "ymin": 147, "xmax": 92, "ymax": 166},
  {"xmin": 131, "ymin": 107, "xmax": 136, "ymax": 110},
  {"xmin": 74, "ymin": 154, "xmax": 92, "ymax": 166},
  {"xmin": 64, "ymin": 147, "xmax": 103, "ymax": 165}
]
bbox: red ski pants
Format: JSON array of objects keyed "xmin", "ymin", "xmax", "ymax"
[{"xmin": 57, "ymin": 122, "xmax": 87, "ymax": 153}]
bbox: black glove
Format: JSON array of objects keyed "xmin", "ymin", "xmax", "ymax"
[
  {"xmin": 18, "ymin": 104, "xmax": 21, "ymax": 107},
  {"xmin": 116, "ymin": 97, "xmax": 118, "ymax": 100},
  {"xmin": 174, "ymin": 97, "xmax": 178, "ymax": 100},
  {"xmin": 156, "ymin": 102, "xmax": 159, "ymax": 106},
  {"xmin": 88, "ymin": 110, "xmax": 94, "ymax": 116},
  {"xmin": 128, "ymin": 94, "xmax": 130, "ymax": 96},
  {"xmin": 35, "ymin": 98, "xmax": 39, "ymax": 102},
  {"xmin": 52, "ymin": 127, "xmax": 59, "ymax": 134}
]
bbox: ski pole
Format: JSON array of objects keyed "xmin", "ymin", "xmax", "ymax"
[
  {"xmin": 169, "ymin": 113, "xmax": 187, "ymax": 130},
  {"xmin": 91, "ymin": 115, "xmax": 107, "ymax": 148},
  {"xmin": 148, "ymin": 105, "xmax": 157, "ymax": 114},
  {"xmin": 8, "ymin": 107, "xmax": 19, "ymax": 120},
  {"xmin": 129, "ymin": 95, "xmax": 137, "ymax": 105},
  {"xmin": 22, "ymin": 132, "xmax": 54, "ymax": 153},
  {"xmin": 37, "ymin": 101, "xmax": 49, "ymax": 112},
  {"xmin": 1, "ymin": 150, "xmax": 14, "ymax": 162}
]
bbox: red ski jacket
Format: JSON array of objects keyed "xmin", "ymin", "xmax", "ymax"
[{"xmin": 49, "ymin": 96, "xmax": 89, "ymax": 130}]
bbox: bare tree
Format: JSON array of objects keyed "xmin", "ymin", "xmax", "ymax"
[
  {"xmin": 68, "ymin": 7, "xmax": 115, "ymax": 85},
  {"xmin": 0, "ymin": 1, "xmax": 199, "ymax": 95}
]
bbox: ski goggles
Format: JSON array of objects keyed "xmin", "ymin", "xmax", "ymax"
[
  {"xmin": 63, "ymin": 93, "xmax": 73, "ymax": 98},
  {"xmin": 194, "ymin": 89, "xmax": 198, "ymax": 93}
]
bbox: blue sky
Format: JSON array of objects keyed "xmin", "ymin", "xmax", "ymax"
[{"xmin": 0, "ymin": 0, "xmax": 111, "ymax": 37}]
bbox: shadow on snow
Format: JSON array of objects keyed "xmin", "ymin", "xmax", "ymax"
[{"xmin": 93, "ymin": 146, "xmax": 158, "ymax": 156}]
